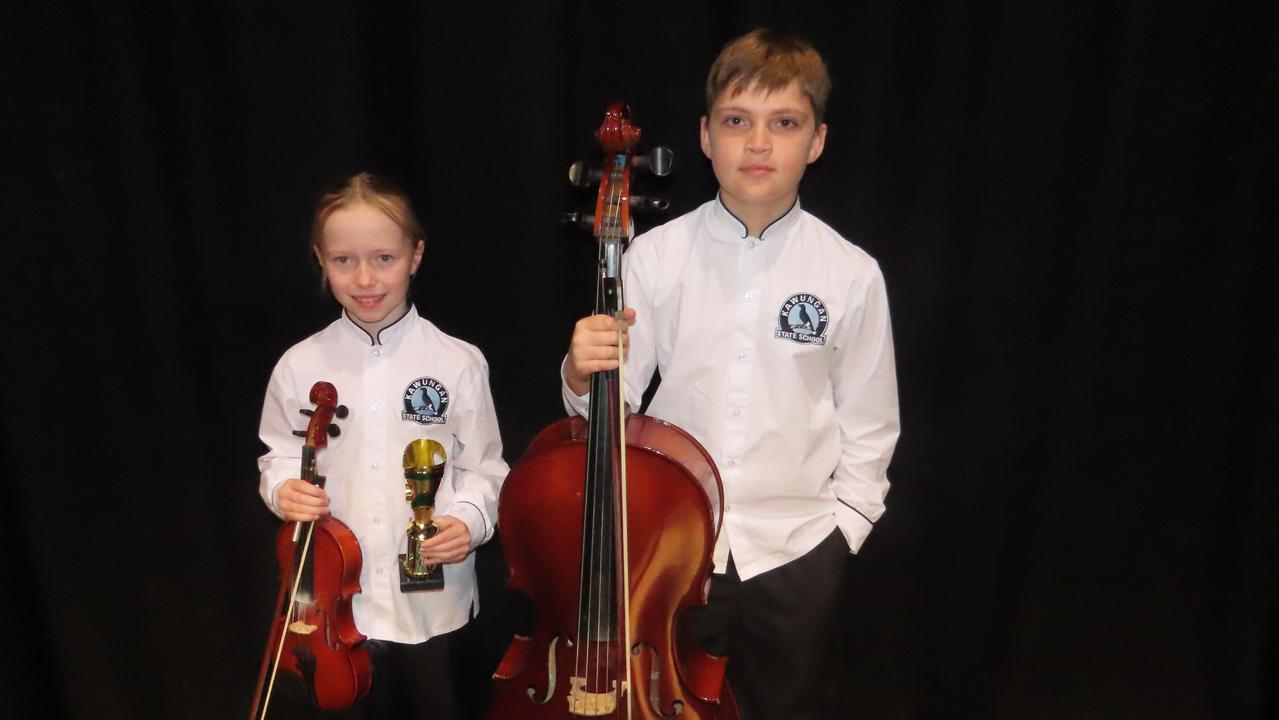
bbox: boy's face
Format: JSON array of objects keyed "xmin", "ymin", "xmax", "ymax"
[
  {"xmin": 315, "ymin": 202, "xmax": 424, "ymax": 335},
  {"xmin": 701, "ymin": 81, "xmax": 827, "ymax": 228}
]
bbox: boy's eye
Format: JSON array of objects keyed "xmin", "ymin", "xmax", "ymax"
[
  {"xmin": 777, "ymin": 117, "xmax": 799, "ymax": 129},
  {"xmin": 724, "ymin": 116, "xmax": 746, "ymax": 127},
  {"xmin": 378, "ymin": 254, "xmax": 395, "ymax": 263},
  {"xmin": 332, "ymin": 256, "xmax": 351, "ymax": 265}
]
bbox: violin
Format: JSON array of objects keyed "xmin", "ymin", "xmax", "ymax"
[
  {"xmin": 248, "ymin": 381, "xmax": 370, "ymax": 719},
  {"xmin": 488, "ymin": 105, "xmax": 739, "ymax": 719}
]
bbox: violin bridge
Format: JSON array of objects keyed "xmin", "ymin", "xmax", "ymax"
[
  {"xmin": 286, "ymin": 620, "xmax": 318, "ymax": 635},
  {"xmin": 567, "ymin": 677, "xmax": 624, "ymax": 716}
]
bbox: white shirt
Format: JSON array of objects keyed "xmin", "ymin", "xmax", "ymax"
[
  {"xmin": 562, "ymin": 198, "xmax": 899, "ymax": 581},
  {"xmin": 259, "ymin": 306, "xmax": 508, "ymax": 644}
]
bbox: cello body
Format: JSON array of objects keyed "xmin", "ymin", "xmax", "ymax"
[{"xmin": 490, "ymin": 415, "xmax": 737, "ymax": 719}]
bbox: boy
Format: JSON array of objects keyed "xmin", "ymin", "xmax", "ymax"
[{"xmin": 563, "ymin": 29, "xmax": 900, "ymax": 719}]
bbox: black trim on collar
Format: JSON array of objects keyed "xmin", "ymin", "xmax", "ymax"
[
  {"xmin": 758, "ymin": 198, "xmax": 799, "ymax": 240},
  {"xmin": 343, "ymin": 304, "xmax": 414, "ymax": 347},
  {"xmin": 715, "ymin": 194, "xmax": 799, "ymax": 241},
  {"xmin": 717, "ymin": 194, "xmax": 751, "ymax": 239}
]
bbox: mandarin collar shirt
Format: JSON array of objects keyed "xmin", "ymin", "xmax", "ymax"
[
  {"xmin": 563, "ymin": 198, "xmax": 900, "ymax": 581},
  {"xmin": 260, "ymin": 305, "xmax": 508, "ymax": 644}
]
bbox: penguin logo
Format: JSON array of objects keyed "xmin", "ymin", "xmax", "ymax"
[
  {"xmin": 775, "ymin": 293, "xmax": 829, "ymax": 345},
  {"xmin": 401, "ymin": 377, "xmax": 450, "ymax": 425}
]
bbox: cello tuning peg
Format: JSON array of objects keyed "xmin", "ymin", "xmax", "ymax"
[
  {"xmin": 629, "ymin": 195, "xmax": 670, "ymax": 212},
  {"xmin": 292, "ymin": 430, "xmax": 307, "ymax": 438},
  {"xmin": 334, "ymin": 405, "xmax": 349, "ymax": 419},
  {"xmin": 633, "ymin": 146, "xmax": 673, "ymax": 177},
  {"xmin": 298, "ymin": 408, "xmax": 315, "ymax": 417},
  {"xmin": 562, "ymin": 211, "xmax": 595, "ymax": 230},
  {"xmin": 327, "ymin": 424, "xmax": 341, "ymax": 437},
  {"xmin": 567, "ymin": 161, "xmax": 601, "ymax": 188}
]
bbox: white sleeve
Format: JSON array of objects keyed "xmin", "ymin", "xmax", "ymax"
[
  {"xmin": 559, "ymin": 236, "xmax": 660, "ymax": 418},
  {"xmin": 257, "ymin": 360, "xmax": 303, "ymax": 520},
  {"xmin": 444, "ymin": 357, "xmax": 509, "ymax": 550},
  {"xmin": 829, "ymin": 262, "xmax": 901, "ymax": 551}
]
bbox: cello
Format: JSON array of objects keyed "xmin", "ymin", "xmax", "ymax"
[
  {"xmin": 248, "ymin": 381, "xmax": 371, "ymax": 719},
  {"xmin": 489, "ymin": 105, "xmax": 739, "ymax": 719}
]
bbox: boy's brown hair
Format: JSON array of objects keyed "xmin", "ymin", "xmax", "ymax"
[
  {"xmin": 311, "ymin": 172, "xmax": 426, "ymax": 252},
  {"xmin": 706, "ymin": 29, "xmax": 831, "ymax": 124}
]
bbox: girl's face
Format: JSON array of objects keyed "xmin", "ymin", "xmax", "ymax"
[{"xmin": 315, "ymin": 202, "xmax": 424, "ymax": 337}]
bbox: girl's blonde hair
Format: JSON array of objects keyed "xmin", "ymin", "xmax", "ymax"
[{"xmin": 311, "ymin": 172, "xmax": 426, "ymax": 251}]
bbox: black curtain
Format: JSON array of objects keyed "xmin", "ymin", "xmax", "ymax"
[{"xmin": 3, "ymin": 1, "xmax": 1274, "ymax": 718}]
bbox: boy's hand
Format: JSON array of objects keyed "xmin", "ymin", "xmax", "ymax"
[
  {"xmin": 277, "ymin": 478, "xmax": 330, "ymax": 522},
  {"xmin": 418, "ymin": 515, "xmax": 472, "ymax": 565},
  {"xmin": 566, "ymin": 309, "xmax": 637, "ymax": 396}
]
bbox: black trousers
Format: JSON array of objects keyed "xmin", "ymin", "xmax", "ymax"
[
  {"xmin": 264, "ymin": 627, "xmax": 465, "ymax": 720},
  {"xmin": 686, "ymin": 529, "xmax": 852, "ymax": 720}
]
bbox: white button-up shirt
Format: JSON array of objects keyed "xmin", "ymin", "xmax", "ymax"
[
  {"xmin": 260, "ymin": 306, "xmax": 508, "ymax": 643},
  {"xmin": 563, "ymin": 198, "xmax": 899, "ymax": 581}
]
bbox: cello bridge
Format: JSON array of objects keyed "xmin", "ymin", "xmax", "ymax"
[{"xmin": 567, "ymin": 677, "xmax": 627, "ymax": 716}]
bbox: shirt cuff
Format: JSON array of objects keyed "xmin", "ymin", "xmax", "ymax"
[
  {"xmin": 834, "ymin": 500, "xmax": 875, "ymax": 554},
  {"xmin": 560, "ymin": 356, "xmax": 591, "ymax": 418},
  {"xmin": 444, "ymin": 500, "xmax": 489, "ymax": 551}
]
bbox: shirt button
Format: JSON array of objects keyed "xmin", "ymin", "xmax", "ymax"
[
  {"xmin": 372, "ymin": 517, "xmax": 381, "ymax": 524},
  {"xmin": 732, "ymin": 408, "xmax": 742, "ymax": 417},
  {"xmin": 371, "ymin": 462, "xmax": 379, "ymax": 470},
  {"xmin": 371, "ymin": 403, "xmax": 381, "ymax": 413},
  {"xmin": 737, "ymin": 352, "xmax": 747, "ymax": 362},
  {"xmin": 373, "ymin": 348, "xmax": 382, "ymax": 357},
  {"xmin": 744, "ymin": 292, "xmax": 752, "ymax": 301},
  {"xmin": 376, "ymin": 567, "xmax": 384, "ymax": 575},
  {"xmin": 726, "ymin": 459, "xmax": 736, "ymax": 467}
]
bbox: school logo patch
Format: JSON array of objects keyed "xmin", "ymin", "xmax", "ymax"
[
  {"xmin": 774, "ymin": 293, "xmax": 829, "ymax": 345},
  {"xmin": 401, "ymin": 377, "xmax": 450, "ymax": 425}
]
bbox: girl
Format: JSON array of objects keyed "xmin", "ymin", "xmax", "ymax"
[{"xmin": 257, "ymin": 172, "xmax": 507, "ymax": 718}]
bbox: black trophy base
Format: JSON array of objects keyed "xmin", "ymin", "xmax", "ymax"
[{"xmin": 398, "ymin": 554, "xmax": 445, "ymax": 592}]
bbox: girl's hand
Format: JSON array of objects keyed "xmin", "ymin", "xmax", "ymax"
[
  {"xmin": 418, "ymin": 515, "xmax": 473, "ymax": 565},
  {"xmin": 566, "ymin": 308, "xmax": 637, "ymax": 396},
  {"xmin": 277, "ymin": 478, "xmax": 330, "ymax": 522}
]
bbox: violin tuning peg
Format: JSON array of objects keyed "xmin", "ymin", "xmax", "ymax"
[
  {"xmin": 562, "ymin": 211, "xmax": 595, "ymax": 230},
  {"xmin": 298, "ymin": 408, "xmax": 314, "ymax": 417},
  {"xmin": 633, "ymin": 146, "xmax": 673, "ymax": 177},
  {"xmin": 292, "ymin": 430, "xmax": 307, "ymax": 438},
  {"xmin": 334, "ymin": 404, "xmax": 349, "ymax": 419},
  {"xmin": 629, "ymin": 195, "xmax": 670, "ymax": 212},
  {"xmin": 327, "ymin": 424, "xmax": 341, "ymax": 437},
  {"xmin": 567, "ymin": 161, "xmax": 601, "ymax": 188}
]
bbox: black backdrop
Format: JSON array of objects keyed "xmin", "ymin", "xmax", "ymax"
[{"xmin": 3, "ymin": 2, "xmax": 1276, "ymax": 718}]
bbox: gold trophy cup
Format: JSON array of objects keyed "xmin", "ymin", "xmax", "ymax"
[{"xmin": 398, "ymin": 438, "xmax": 447, "ymax": 592}]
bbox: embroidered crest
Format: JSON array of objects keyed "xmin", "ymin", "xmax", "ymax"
[
  {"xmin": 401, "ymin": 377, "xmax": 450, "ymax": 425},
  {"xmin": 774, "ymin": 293, "xmax": 829, "ymax": 345}
]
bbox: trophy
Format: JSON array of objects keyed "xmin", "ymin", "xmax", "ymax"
[{"xmin": 398, "ymin": 438, "xmax": 447, "ymax": 592}]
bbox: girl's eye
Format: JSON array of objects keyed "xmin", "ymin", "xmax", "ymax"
[{"xmin": 332, "ymin": 256, "xmax": 351, "ymax": 265}]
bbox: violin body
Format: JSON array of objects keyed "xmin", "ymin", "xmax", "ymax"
[
  {"xmin": 490, "ymin": 415, "xmax": 737, "ymax": 719},
  {"xmin": 261, "ymin": 515, "xmax": 371, "ymax": 711}
]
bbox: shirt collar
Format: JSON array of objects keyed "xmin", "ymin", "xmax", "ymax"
[
  {"xmin": 339, "ymin": 303, "xmax": 417, "ymax": 347},
  {"xmin": 707, "ymin": 193, "xmax": 803, "ymax": 244}
]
